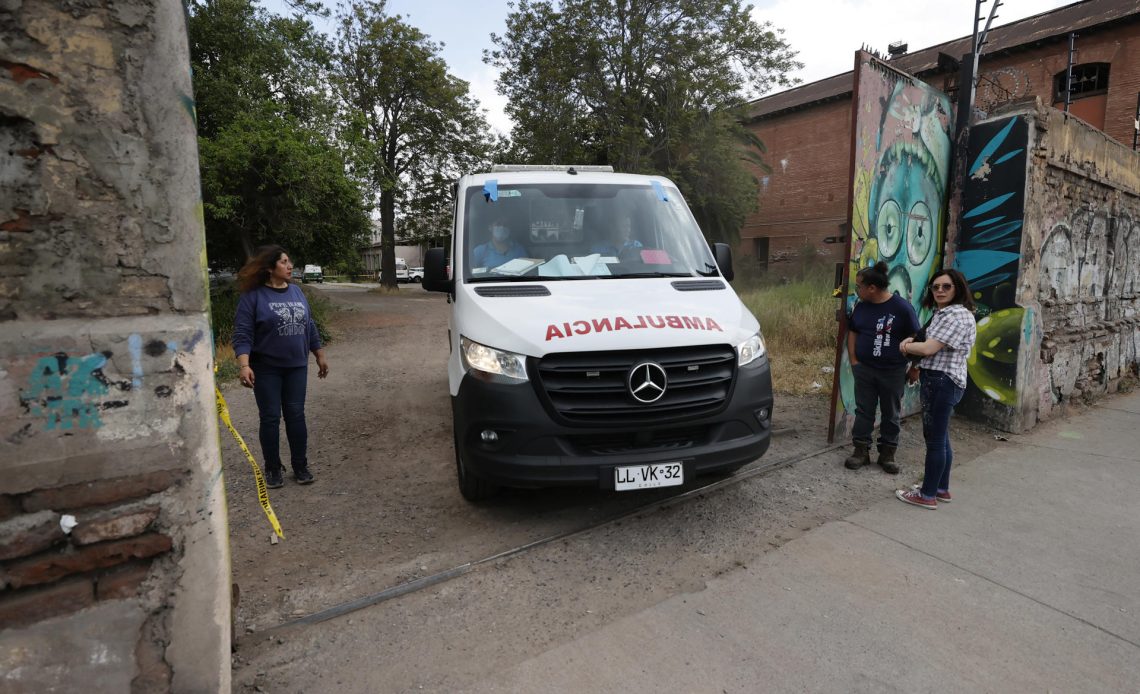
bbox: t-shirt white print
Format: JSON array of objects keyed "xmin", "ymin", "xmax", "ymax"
[
  {"xmin": 269, "ymin": 301, "xmax": 308, "ymax": 336},
  {"xmin": 873, "ymin": 313, "xmax": 896, "ymax": 357}
]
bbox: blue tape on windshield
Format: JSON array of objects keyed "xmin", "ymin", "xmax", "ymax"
[
  {"xmin": 650, "ymin": 180, "xmax": 668, "ymax": 201},
  {"xmin": 483, "ymin": 180, "xmax": 498, "ymax": 202}
]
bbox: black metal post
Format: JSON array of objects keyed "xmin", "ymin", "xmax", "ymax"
[
  {"xmin": 1133, "ymin": 93, "xmax": 1139, "ymax": 151},
  {"xmin": 1064, "ymin": 32, "xmax": 1077, "ymax": 113}
]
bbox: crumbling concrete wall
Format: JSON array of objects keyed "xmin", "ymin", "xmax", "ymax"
[
  {"xmin": 1026, "ymin": 105, "xmax": 1140, "ymax": 423},
  {"xmin": 0, "ymin": 1, "xmax": 229, "ymax": 691},
  {"xmin": 953, "ymin": 99, "xmax": 1140, "ymax": 432}
]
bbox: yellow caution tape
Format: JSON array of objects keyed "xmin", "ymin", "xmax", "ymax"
[{"xmin": 215, "ymin": 386, "xmax": 285, "ymax": 539}]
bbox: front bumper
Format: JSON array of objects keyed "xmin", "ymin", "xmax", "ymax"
[{"xmin": 452, "ymin": 357, "xmax": 773, "ymax": 489}]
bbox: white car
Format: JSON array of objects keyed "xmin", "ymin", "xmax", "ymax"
[{"xmin": 408, "ymin": 267, "xmax": 424, "ymax": 282}]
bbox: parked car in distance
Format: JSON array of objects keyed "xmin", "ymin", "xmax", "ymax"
[
  {"xmin": 378, "ymin": 257, "xmax": 411, "ymax": 283},
  {"xmin": 208, "ymin": 269, "xmax": 235, "ymax": 286},
  {"xmin": 408, "ymin": 267, "xmax": 424, "ymax": 283},
  {"xmin": 302, "ymin": 264, "xmax": 324, "ymax": 283}
]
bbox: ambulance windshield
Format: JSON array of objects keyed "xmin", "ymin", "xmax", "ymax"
[{"xmin": 462, "ymin": 183, "xmax": 719, "ymax": 281}]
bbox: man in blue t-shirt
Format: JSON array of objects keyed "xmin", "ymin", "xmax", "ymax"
[
  {"xmin": 472, "ymin": 219, "xmax": 527, "ymax": 270},
  {"xmin": 844, "ymin": 261, "xmax": 921, "ymax": 474}
]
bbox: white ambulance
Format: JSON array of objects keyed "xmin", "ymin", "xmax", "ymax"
[{"xmin": 423, "ymin": 165, "xmax": 773, "ymax": 500}]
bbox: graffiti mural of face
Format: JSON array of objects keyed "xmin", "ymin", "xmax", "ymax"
[{"xmin": 869, "ymin": 141, "xmax": 942, "ymax": 307}]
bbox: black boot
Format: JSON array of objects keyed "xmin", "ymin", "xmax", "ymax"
[
  {"xmin": 265, "ymin": 467, "xmax": 284, "ymax": 489},
  {"xmin": 844, "ymin": 442, "xmax": 871, "ymax": 470},
  {"xmin": 293, "ymin": 465, "xmax": 315, "ymax": 485},
  {"xmin": 877, "ymin": 445, "xmax": 899, "ymax": 474}
]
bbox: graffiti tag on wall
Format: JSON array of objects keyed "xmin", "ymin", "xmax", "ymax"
[
  {"xmin": 1039, "ymin": 204, "xmax": 1140, "ymax": 404},
  {"xmin": 975, "ymin": 67, "xmax": 1031, "ymax": 113},
  {"xmin": 19, "ymin": 353, "xmax": 119, "ymax": 430}
]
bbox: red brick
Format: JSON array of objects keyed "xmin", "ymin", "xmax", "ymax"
[
  {"xmin": 95, "ymin": 562, "xmax": 152, "ymax": 600},
  {"xmin": 0, "ymin": 510, "xmax": 64, "ymax": 560},
  {"xmin": 0, "ymin": 495, "xmax": 20, "ymax": 521},
  {"xmin": 0, "ymin": 577, "xmax": 94, "ymax": 630},
  {"xmin": 741, "ymin": 21, "xmax": 1140, "ymax": 262},
  {"xmin": 73, "ymin": 507, "xmax": 159, "ymax": 546},
  {"xmin": 5, "ymin": 533, "xmax": 172, "ymax": 589},
  {"xmin": 22, "ymin": 470, "xmax": 183, "ymax": 512}
]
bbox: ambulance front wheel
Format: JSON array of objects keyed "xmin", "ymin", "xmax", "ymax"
[{"xmin": 455, "ymin": 435, "xmax": 499, "ymax": 502}]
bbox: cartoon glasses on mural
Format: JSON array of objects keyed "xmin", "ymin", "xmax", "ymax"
[{"xmin": 869, "ymin": 136, "xmax": 944, "ymax": 308}]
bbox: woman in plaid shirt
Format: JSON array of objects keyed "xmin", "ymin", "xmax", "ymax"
[{"xmin": 895, "ymin": 269, "xmax": 977, "ymax": 509}]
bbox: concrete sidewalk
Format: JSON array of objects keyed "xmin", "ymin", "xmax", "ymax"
[{"xmin": 469, "ymin": 392, "xmax": 1140, "ymax": 693}]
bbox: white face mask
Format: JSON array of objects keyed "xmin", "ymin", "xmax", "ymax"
[{"xmin": 492, "ymin": 226, "xmax": 509, "ymax": 242}]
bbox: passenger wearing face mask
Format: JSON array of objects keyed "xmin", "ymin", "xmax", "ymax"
[{"xmin": 472, "ymin": 218, "xmax": 527, "ymax": 269}]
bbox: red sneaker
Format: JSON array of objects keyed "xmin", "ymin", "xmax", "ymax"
[
  {"xmin": 912, "ymin": 485, "xmax": 951, "ymax": 502},
  {"xmin": 896, "ymin": 488, "xmax": 937, "ymax": 509}
]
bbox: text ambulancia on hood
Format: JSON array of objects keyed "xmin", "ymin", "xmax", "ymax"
[{"xmin": 546, "ymin": 314, "xmax": 724, "ymax": 341}]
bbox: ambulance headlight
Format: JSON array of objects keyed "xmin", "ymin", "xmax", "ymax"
[
  {"xmin": 737, "ymin": 333, "xmax": 767, "ymax": 367},
  {"xmin": 460, "ymin": 336, "xmax": 529, "ymax": 382}
]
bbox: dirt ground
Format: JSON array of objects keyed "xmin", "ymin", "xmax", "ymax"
[{"xmin": 219, "ymin": 284, "xmax": 1004, "ymax": 691}]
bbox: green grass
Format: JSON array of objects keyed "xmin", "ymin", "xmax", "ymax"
[{"xmin": 737, "ymin": 268, "xmax": 839, "ymax": 395}]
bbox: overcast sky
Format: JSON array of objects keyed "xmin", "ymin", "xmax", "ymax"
[{"xmin": 265, "ymin": 0, "xmax": 1077, "ymax": 135}]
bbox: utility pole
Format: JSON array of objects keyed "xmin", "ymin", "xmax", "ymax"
[
  {"xmin": 1133, "ymin": 93, "xmax": 1139, "ymax": 151},
  {"xmin": 1064, "ymin": 32, "xmax": 1077, "ymax": 112},
  {"xmin": 954, "ymin": 0, "xmax": 1003, "ymax": 138},
  {"xmin": 946, "ymin": 0, "xmax": 1002, "ymax": 272}
]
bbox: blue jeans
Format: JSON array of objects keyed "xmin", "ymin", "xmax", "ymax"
[
  {"xmin": 919, "ymin": 369, "xmax": 965, "ymax": 498},
  {"xmin": 252, "ymin": 363, "xmax": 309, "ymax": 473}
]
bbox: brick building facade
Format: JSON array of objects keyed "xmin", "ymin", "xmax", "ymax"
[{"xmin": 742, "ymin": 0, "xmax": 1140, "ymax": 265}]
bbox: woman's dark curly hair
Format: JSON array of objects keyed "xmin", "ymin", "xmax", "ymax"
[
  {"xmin": 237, "ymin": 245, "xmax": 288, "ymax": 293},
  {"xmin": 921, "ymin": 268, "xmax": 975, "ymax": 312}
]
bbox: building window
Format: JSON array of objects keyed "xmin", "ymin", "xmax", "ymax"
[
  {"xmin": 753, "ymin": 237, "xmax": 770, "ymax": 269},
  {"xmin": 1053, "ymin": 63, "xmax": 1110, "ymax": 102}
]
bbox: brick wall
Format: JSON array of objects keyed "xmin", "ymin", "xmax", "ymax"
[
  {"xmin": 0, "ymin": 471, "xmax": 178, "ymax": 630},
  {"xmin": 743, "ymin": 18, "xmax": 1140, "ymax": 264},
  {"xmin": 0, "ymin": 1, "xmax": 229, "ymax": 691},
  {"xmin": 968, "ymin": 21, "xmax": 1140, "ymax": 146},
  {"xmin": 742, "ymin": 99, "xmax": 852, "ymax": 263}
]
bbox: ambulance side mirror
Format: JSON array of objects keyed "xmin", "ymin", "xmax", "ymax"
[
  {"xmin": 423, "ymin": 247, "xmax": 453, "ymax": 294},
  {"xmin": 713, "ymin": 243, "xmax": 734, "ymax": 283}
]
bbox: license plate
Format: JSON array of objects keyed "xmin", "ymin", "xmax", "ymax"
[{"xmin": 614, "ymin": 462, "xmax": 683, "ymax": 491}]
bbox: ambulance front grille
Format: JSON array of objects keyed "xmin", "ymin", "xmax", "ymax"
[{"xmin": 534, "ymin": 345, "xmax": 736, "ymax": 425}]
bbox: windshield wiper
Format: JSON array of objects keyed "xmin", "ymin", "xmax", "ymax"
[
  {"xmin": 467, "ymin": 275, "xmax": 545, "ymax": 283},
  {"xmin": 599, "ymin": 272, "xmax": 694, "ymax": 279}
]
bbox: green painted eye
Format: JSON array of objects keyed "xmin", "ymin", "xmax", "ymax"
[
  {"xmin": 907, "ymin": 200, "xmax": 933, "ymax": 264},
  {"xmin": 876, "ymin": 199, "xmax": 903, "ymax": 258}
]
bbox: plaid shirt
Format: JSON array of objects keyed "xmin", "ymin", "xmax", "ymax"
[{"xmin": 918, "ymin": 304, "xmax": 976, "ymax": 389}]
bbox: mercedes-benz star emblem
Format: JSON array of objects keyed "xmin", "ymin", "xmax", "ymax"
[{"xmin": 628, "ymin": 362, "xmax": 668, "ymax": 404}]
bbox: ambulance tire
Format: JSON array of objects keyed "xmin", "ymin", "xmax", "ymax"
[{"xmin": 455, "ymin": 436, "xmax": 499, "ymax": 501}]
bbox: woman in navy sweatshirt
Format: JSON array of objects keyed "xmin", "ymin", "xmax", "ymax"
[{"xmin": 233, "ymin": 245, "xmax": 329, "ymax": 489}]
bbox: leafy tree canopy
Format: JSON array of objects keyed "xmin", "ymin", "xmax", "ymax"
[
  {"xmin": 189, "ymin": 0, "xmax": 369, "ymax": 268},
  {"xmin": 200, "ymin": 111, "xmax": 370, "ymax": 269},
  {"xmin": 487, "ymin": 0, "xmax": 801, "ymax": 243}
]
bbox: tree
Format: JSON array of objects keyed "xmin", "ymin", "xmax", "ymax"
[
  {"xmin": 334, "ymin": 1, "xmax": 495, "ymax": 288},
  {"xmin": 487, "ymin": 0, "xmax": 801, "ymax": 244},
  {"xmin": 188, "ymin": 0, "xmax": 370, "ymax": 267},
  {"xmin": 199, "ymin": 111, "xmax": 370, "ymax": 266},
  {"xmin": 188, "ymin": 0, "xmax": 334, "ymax": 139}
]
